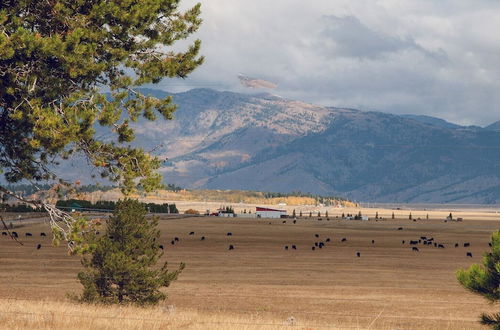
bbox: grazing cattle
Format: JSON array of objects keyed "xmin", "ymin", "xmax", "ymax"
[
  {"xmin": 341, "ymin": 238, "xmax": 347, "ymax": 242},
  {"xmin": 284, "ymin": 245, "xmax": 288, "ymax": 250},
  {"xmin": 372, "ymin": 240, "xmax": 375, "ymax": 244},
  {"xmin": 292, "ymin": 245, "xmax": 297, "ymax": 250},
  {"xmin": 325, "ymin": 238, "xmax": 331, "ymax": 242},
  {"xmin": 171, "ymin": 240, "xmax": 175, "ymax": 245},
  {"xmin": 159, "ymin": 245, "xmax": 164, "ymax": 250},
  {"xmin": 108, "ymin": 235, "xmax": 114, "ymax": 240},
  {"xmin": 418, "ymin": 239, "xmax": 421, "ymax": 243},
  {"xmin": 466, "ymin": 252, "xmax": 473, "ymax": 257},
  {"xmin": 1, "ymin": 232, "xmax": 7, "ymax": 236},
  {"xmin": 189, "ymin": 232, "xmax": 195, "ymax": 235},
  {"xmin": 25, "ymin": 233, "xmax": 32, "ymax": 237},
  {"xmin": 314, "ymin": 234, "xmax": 319, "ymax": 238},
  {"xmin": 402, "ymin": 240, "xmax": 405, "ymax": 244},
  {"xmin": 40, "ymin": 232, "xmax": 47, "ymax": 237},
  {"xmin": 464, "ymin": 242, "xmax": 470, "ymax": 247},
  {"xmin": 312, "ymin": 246, "xmax": 315, "ymax": 251},
  {"xmin": 282, "ymin": 220, "xmax": 286, "ymax": 224},
  {"xmin": 96, "ymin": 231, "xmax": 100, "ymax": 235},
  {"xmin": 319, "ymin": 242, "xmax": 324, "ymax": 248},
  {"xmin": 314, "ymin": 242, "xmax": 319, "ymax": 247},
  {"xmin": 36, "ymin": 244, "xmax": 41, "ymax": 250},
  {"xmin": 227, "ymin": 232, "xmax": 233, "ymax": 236},
  {"xmin": 12, "ymin": 232, "xmax": 18, "ymax": 238},
  {"xmin": 201, "ymin": 236, "xmax": 205, "ymax": 241},
  {"xmin": 174, "ymin": 237, "xmax": 180, "ymax": 242},
  {"xmin": 356, "ymin": 252, "xmax": 361, "ymax": 257},
  {"xmin": 438, "ymin": 244, "xmax": 445, "ymax": 248},
  {"xmin": 410, "ymin": 240, "xmax": 418, "ymax": 245},
  {"xmin": 318, "ymin": 244, "xmax": 322, "ymax": 249},
  {"xmin": 420, "ymin": 236, "xmax": 427, "ymax": 240},
  {"xmin": 293, "ymin": 220, "xmax": 296, "ymax": 224},
  {"xmin": 397, "ymin": 227, "xmax": 403, "ymax": 231},
  {"xmin": 455, "ymin": 243, "xmax": 459, "ymax": 248},
  {"xmin": 428, "ymin": 238, "xmax": 434, "ymax": 241},
  {"xmin": 413, "ymin": 219, "xmax": 416, "ymax": 222},
  {"xmin": 434, "ymin": 243, "xmax": 437, "ymax": 247},
  {"xmin": 412, "ymin": 247, "xmax": 419, "ymax": 252},
  {"xmin": 489, "ymin": 242, "xmax": 492, "ymax": 247},
  {"xmin": 228, "ymin": 245, "xmax": 234, "ymax": 250}
]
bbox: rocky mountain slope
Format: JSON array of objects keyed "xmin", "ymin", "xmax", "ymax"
[{"xmin": 60, "ymin": 88, "xmax": 500, "ymax": 203}]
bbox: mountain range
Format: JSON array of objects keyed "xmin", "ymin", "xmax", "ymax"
[{"xmin": 54, "ymin": 88, "xmax": 500, "ymax": 204}]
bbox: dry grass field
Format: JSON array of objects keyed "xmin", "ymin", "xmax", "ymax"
[{"xmin": 0, "ymin": 213, "xmax": 499, "ymax": 329}]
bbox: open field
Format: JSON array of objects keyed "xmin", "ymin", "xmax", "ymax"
[{"xmin": 0, "ymin": 214, "xmax": 499, "ymax": 329}]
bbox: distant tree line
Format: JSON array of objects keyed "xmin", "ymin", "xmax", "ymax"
[
  {"xmin": 56, "ymin": 199, "xmax": 178, "ymax": 214},
  {"xmin": 262, "ymin": 191, "xmax": 349, "ymax": 205},
  {"xmin": 0, "ymin": 203, "xmax": 46, "ymax": 213}
]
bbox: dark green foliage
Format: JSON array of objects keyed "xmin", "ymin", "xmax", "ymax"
[
  {"xmin": 0, "ymin": 203, "xmax": 45, "ymax": 212},
  {"xmin": 77, "ymin": 199, "xmax": 184, "ymax": 305},
  {"xmin": 457, "ymin": 230, "xmax": 500, "ymax": 329},
  {"xmin": 56, "ymin": 199, "xmax": 177, "ymax": 213},
  {"xmin": 0, "ymin": 0, "xmax": 203, "ymax": 194}
]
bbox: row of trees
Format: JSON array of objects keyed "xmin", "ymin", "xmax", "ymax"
[{"xmin": 55, "ymin": 199, "xmax": 178, "ymax": 214}]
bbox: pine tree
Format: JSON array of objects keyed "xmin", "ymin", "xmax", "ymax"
[
  {"xmin": 317, "ymin": 211, "xmax": 321, "ymax": 217},
  {"xmin": 325, "ymin": 211, "xmax": 329, "ymax": 218},
  {"xmin": 392, "ymin": 212, "xmax": 395, "ymax": 219},
  {"xmin": 375, "ymin": 211, "xmax": 379, "ymax": 219},
  {"xmin": 309, "ymin": 211, "xmax": 312, "ymax": 218},
  {"xmin": 292, "ymin": 209, "xmax": 296, "ymax": 217},
  {"xmin": 456, "ymin": 230, "xmax": 500, "ymax": 329},
  {"xmin": 77, "ymin": 199, "xmax": 184, "ymax": 305},
  {"xmin": 299, "ymin": 210, "xmax": 303, "ymax": 217},
  {"xmin": 0, "ymin": 1, "xmax": 204, "ymax": 242},
  {"xmin": 409, "ymin": 213, "xmax": 412, "ymax": 220}
]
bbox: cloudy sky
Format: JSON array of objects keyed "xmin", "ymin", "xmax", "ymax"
[{"xmin": 159, "ymin": 0, "xmax": 500, "ymax": 126}]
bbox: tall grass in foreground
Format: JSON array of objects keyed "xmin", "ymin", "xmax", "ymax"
[{"xmin": 0, "ymin": 299, "xmax": 483, "ymax": 330}]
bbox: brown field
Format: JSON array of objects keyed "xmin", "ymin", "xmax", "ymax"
[{"xmin": 0, "ymin": 213, "xmax": 499, "ymax": 329}]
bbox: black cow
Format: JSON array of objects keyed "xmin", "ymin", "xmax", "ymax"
[
  {"xmin": 410, "ymin": 240, "xmax": 418, "ymax": 245},
  {"xmin": 1, "ymin": 232, "xmax": 7, "ymax": 236},
  {"xmin": 412, "ymin": 247, "xmax": 419, "ymax": 251},
  {"xmin": 36, "ymin": 244, "xmax": 41, "ymax": 250},
  {"xmin": 371, "ymin": 240, "xmax": 375, "ymax": 244},
  {"xmin": 292, "ymin": 245, "xmax": 297, "ymax": 250},
  {"xmin": 325, "ymin": 238, "xmax": 331, "ymax": 242},
  {"xmin": 319, "ymin": 242, "xmax": 324, "ymax": 248},
  {"xmin": 284, "ymin": 245, "xmax": 289, "ymax": 250},
  {"xmin": 397, "ymin": 227, "xmax": 403, "ymax": 231},
  {"xmin": 341, "ymin": 238, "xmax": 347, "ymax": 242},
  {"xmin": 314, "ymin": 242, "xmax": 319, "ymax": 247},
  {"xmin": 171, "ymin": 240, "xmax": 175, "ymax": 245},
  {"xmin": 455, "ymin": 243, "xmax": 459, "ymax": 248},
  {"xmin": 282, "ymin": 220, "xmax": 286, "ymax": 224},
  {"xmin": 314, "ymin": 234, "xmax": 319, "ymax": 238},
  {"xmin": 40, "ymin": 232, "xmax": 47, "ymax": 237},
  {"xmin": 489, "ymin": 242, "xmax": 492, "ymax": 247},
  {"xmin": 174, "ymin": 237, "xmax": 180, "ymax": 242},
  {"xmin": 438, "ymin": 244, "xmax": 445, "ymax": 248},
  {"xmin": 318, "ymin": 244, "xmax": 323, "ymax": 249},
  {"xmin": 356, "ymin": 252, "xmax": 361, "ymax": 257},
  {"xmin": 464, "ymin": 242, "xmax": 470, "ymax": 247},
  {"xmin": 159, "ymin": 245, "xmax": 164, "ymax": 250},
  {"xmin": 228, "ymin": 245, "xmax": 235, "ymax": 250},
  {"xmin": 434, "ymin": 243, "xmax": 437, "ymax": 247},
  {"xmin": 201, "ymin": 236, "xmax": 205, "ymax": 241},
  {"xmin": 293, "ymin": 220, "xmax": 297, "ymax": 224},
  {"xmin": 466, "ymin": 252, "xmax": 473, "ymax": 257},
  {"xmin": 312, "ymin": 246, "xmax": 315, "ymax": 251},
  {"xmin": 227, "ymin": 232, "xmax": 233, "ymax": 236},
  {"xmin": 25, "ymin": 233, "xmax": 32, "ymax": 237},
  {"xmin": 189, "ymin": 232, "xmax": 195, "ymax": 235},
  {"xmin": 402, "ymin": 240, "xmax": 405, "ymax": 244},
  {"xmin": 420, "ymin": 236, "xmax": 427, "ymax": 240},
  {"xmin": 12, "ymin": 232, "xmax": 18, "ymax": 238}
]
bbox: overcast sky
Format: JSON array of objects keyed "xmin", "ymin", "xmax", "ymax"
[{"xmin": 158, "ymin": 0, "xmax": 500, "ymax": 126}]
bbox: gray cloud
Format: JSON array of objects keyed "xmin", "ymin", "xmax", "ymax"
[{"xmin": 158, "ymin": 0, "xmax": 500, "ymax": 126}]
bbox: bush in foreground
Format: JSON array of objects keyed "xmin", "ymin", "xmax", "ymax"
[
  {"xmin": 77, "ymin": 199, "xmax": 184, "ymax": 305},
  {"xmin": 456, "ymin": 230, "xmax": 500, "ymax": 329}
]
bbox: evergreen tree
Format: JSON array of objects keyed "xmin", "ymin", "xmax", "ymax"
[
  {"xmin": 318, "ymin": 211, "xmax": 321, "ymax": 217},
  {"xmin": 0, "ymin": 0, "xmax": 203, "ymax": 242},
  {"xmin": 457, "ymin": 230, "xmax": 500, "ymax": 329},
  {"xmin": 409, "ymin": 213, "xmax": 412, "ymax": 220},
  {"xmin": 375, "ymin": 211, "xmax": 379, "ymax": 219},
  {"xmin": 299, "ymin": 210, "xmax": 303, "ymax": 217},
  {"xmin": 77, "ymin": 199, "xmax": 184, "ymax": 305},
  {"xmin": 325, "ymin": 211, "xmax": 329, "ymax": 218},
  {"xmin": 392, "ymin": 212, "xmax": 395, "ymax": 219},
  {"xmin": 426, "ymin": 213, "xmax": 429, "ymax": 220},
  {"xmin": 292, "ymin": 209, "xmax": 296, "ymax": 217},
  {"xmin": 309, "ymin": 211, "xmax": 312, "ymax": 218}
]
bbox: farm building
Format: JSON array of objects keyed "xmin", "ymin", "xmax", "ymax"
[{"xmin": 255, "ymin": 207, "xmax": 287, "ymax": 218}]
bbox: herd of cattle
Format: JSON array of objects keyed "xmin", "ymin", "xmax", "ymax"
[{"xmin": 0, "ymin": 223, "xmax": 490, "ymax": 258}]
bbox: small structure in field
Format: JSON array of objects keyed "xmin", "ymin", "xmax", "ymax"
[{"xmin": 256, "ymin": 207, "xmax": 287, "ymax": 219}]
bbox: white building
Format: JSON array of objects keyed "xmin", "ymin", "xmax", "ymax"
[{"xmin": 255, "ymin": 207, "xmax": 287, "ymax": 219}]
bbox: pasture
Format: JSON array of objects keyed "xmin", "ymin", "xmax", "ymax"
[{"xmin": 0, "ymin": 214, "xmax": 499, "ymax": 329}]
